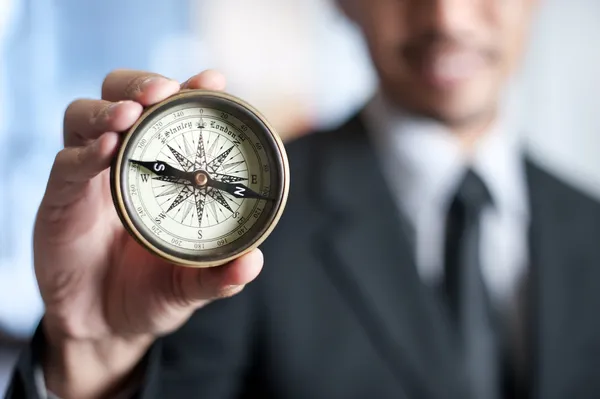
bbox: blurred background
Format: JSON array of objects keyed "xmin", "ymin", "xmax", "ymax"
[{"xmin": 0, "ymin": 0, "xmax": 598, "ymax": 394}]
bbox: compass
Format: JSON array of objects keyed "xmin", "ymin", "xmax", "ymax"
[{"xmin": 110, "ymin": 90, "xmax": 290, "ymax": 268}]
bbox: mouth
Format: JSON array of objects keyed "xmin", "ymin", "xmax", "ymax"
[{"xmin": 405, "ymin": 47, "xmax": 490, "ymax": 90}]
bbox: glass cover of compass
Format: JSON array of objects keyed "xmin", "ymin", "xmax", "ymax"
[{"xmin": 111, "ymin": 90, "xmax": 290, "ymax": 267}]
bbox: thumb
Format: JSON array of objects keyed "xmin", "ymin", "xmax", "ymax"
[
  {"xmin": 168, "ymin": 249, "xmax": 265, "ymax": 308},
  {"xmin": 37, "ymin": 132, "xmax": 119, "ymax": 232}
]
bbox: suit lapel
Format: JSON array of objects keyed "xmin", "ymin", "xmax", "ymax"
[
  {"xmin": 313, "ymin": 115, "xmax": 468, "ymax": 399},
  {"xmin": 526, "ymin": 160, "xmax": 600, "ymax": 399},
  {"xmin": 303, "ymin": 113, "xmax": 600, "ymax": 398}
]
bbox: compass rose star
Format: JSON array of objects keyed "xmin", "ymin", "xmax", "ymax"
[
  {"xmin": 194, "ymin": 127, "xmax": 207, "ymax": 170},
  {"xmin": 207, "ymin": 146, "xmax": 234, "ymax": 173},
  {"xmin": 193, "ymin": 186, "xmax": 207, "ymax": 228},
  {"xmin": 167, "ymin": 186, "xmax": 195, "ymax": 213},
  {"xmin": 167, "ymin": 145, "xmax": 194, "ymax": 171},
  {"xmin": 212, "ymin": 173, "xmax": 248, "ymax": 184}
]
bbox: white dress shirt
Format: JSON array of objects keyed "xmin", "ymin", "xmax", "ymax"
[{"xmin": 364, "ymin": 92, "xmax": 531, "ymax": 321}]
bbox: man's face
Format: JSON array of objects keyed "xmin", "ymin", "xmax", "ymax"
[{"xmin": 342, "ymin": 0, "xmax": 537, "ymax": 129}]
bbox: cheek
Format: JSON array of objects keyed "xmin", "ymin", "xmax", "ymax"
[
  {"xmin": 361, "ymin": 2, "xmax": 409, "ymax": 64},
  {"xmin": 495, "ymin": 0, "xmax": 534, "ymax": 72}
]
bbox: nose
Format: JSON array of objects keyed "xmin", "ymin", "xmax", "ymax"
[{"xmin": 415, "ymin": 0, "xmax": 476, "ymax": 34}]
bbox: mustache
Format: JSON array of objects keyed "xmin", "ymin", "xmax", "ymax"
[{"xmin": 401, "ymin": 31, "xmax": 497, "ymax": 61}]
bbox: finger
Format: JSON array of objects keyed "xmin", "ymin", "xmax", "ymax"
[
  {"xmin": 42, "ymin": 132, "xmax": 120, "ymax": 210},
  {"xmin": 101, "ymin": 69, "xmax": 180, "ymax": 105},
  {"xmin": 175, "ymin": 249, "xmax": 264, "ymax": 306},
  {"xmin": 181, "ymin": 69, "xmax": 227, "ymax": 91},
  {"xmin": 63, "ymin": 99, "xmax": 142, "ymax": 147}
]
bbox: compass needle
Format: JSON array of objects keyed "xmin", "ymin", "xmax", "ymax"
[
  {"xmin": 205, "ymin": 177, "xmax": 274, "ymax": 201},
  {"xmin": 153, "ymin": 176, "xmax": 191, "ymax": 186},
  {"xmin": 114, "ymin": 90, "xmax": 289, "ymax": 267},
  {"xmin": 129, "ymin": 160, "xmax": 194, "ymax": 183}
]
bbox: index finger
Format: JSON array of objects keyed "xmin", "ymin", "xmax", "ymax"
[
  {"xmin": 101, "ymin": 69, "xmax": 181, "ymax": 105},
  {"xmin": 181, "ymin": 69, "xmax": 227, "ymax": 91}
]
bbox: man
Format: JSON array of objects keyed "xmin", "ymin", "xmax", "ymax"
[{"xmin": 7, "ymin": 0, "xmax": 600, "ymax": 398}]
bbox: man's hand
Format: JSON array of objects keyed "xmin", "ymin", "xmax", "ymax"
[{"xmin": 34, "ymin": 69, "xmax": 263, "ymax": 399}]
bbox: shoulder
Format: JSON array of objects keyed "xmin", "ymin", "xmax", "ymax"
[
  {"xmin": 270, "ymin": 114, "xmax": 362, "ymax": 212},
  {"xmin": 526, "ymin": 159, "xmax": 600, "ymax": 246},
  {"xmin": 527, "ymin": 159, "xmax": 600, "ymax": 216},
  {"xmin": 256, "ymin": 115, "xmax": 365, "ymax": 266},
  {"xmin": 283, "ymin": 117, "xmax": 359, "ymax": 171},
  {"xmin": 265, "ymin": 122, "xmax": 344, "ymax": 229}
]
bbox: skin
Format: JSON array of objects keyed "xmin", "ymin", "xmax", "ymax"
[
  {"xmin": 339, "ymin": 0, "xmax": 538, "ymax": 145},
  {"xmin": 38, "ymin": 70, "xmax": 263, "ymax": 398},
  {"xmin": 39, "ymin": 1, "xmax": 538, "ymax": 397}
]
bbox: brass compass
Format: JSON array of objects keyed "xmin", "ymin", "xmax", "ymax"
[{"xmin": 111, "ymin": 90, "xmax": 290, "ymax": 268}]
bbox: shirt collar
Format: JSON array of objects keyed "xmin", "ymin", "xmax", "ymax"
[{"xmin": 364, "ymin": 91, "xmax": 530, "ymax": 224}]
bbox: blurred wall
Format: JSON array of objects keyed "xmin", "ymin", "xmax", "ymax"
[
  {"xmin": 517, "ymin": 0, "xmax": 600, "ymax": 198},
  {"xmin": 189, "ymin": 0, "xmax": 375, "ymax": 140}
]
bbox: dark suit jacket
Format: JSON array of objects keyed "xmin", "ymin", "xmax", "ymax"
[{"xmin": 7, "ymin": 113, "xmax": 600, "ymax": 399}]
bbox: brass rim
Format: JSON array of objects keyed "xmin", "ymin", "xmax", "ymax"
[{"xmin": 111, "ymin": 89, "xmax": 290, "ymax": 268}]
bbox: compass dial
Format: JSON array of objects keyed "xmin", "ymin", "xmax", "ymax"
[{"xmin": 111, "ymin": 90, "xmax": 289, "ymax": 267}]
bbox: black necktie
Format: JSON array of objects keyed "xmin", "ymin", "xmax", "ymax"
[{"xmin": 443, "ymin": 169, "xmax": 500, "ymax": 399}]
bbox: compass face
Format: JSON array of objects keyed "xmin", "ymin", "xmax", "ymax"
[{"xmin": 111, "ymin": 90, "xmax": 289, "ymax": 267}]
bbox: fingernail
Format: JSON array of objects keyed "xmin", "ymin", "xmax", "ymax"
[
  {"xmin": 221, "ymin": 285, "xmax": 245, "ymax": 296},
  {"xmin": 107, "ymin": 101, "xmax": 124, "ymax": 116},
  {"xmin": 109, "ymin": 100, "xmax": 139, "ymax": 119},
  {"xmin": 181, "ymin": 77, "xmax": 192, "ymax": 88},
  {"xmin": 141, "ymin": 76, "xmax": 169, "ymax": 90}
]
